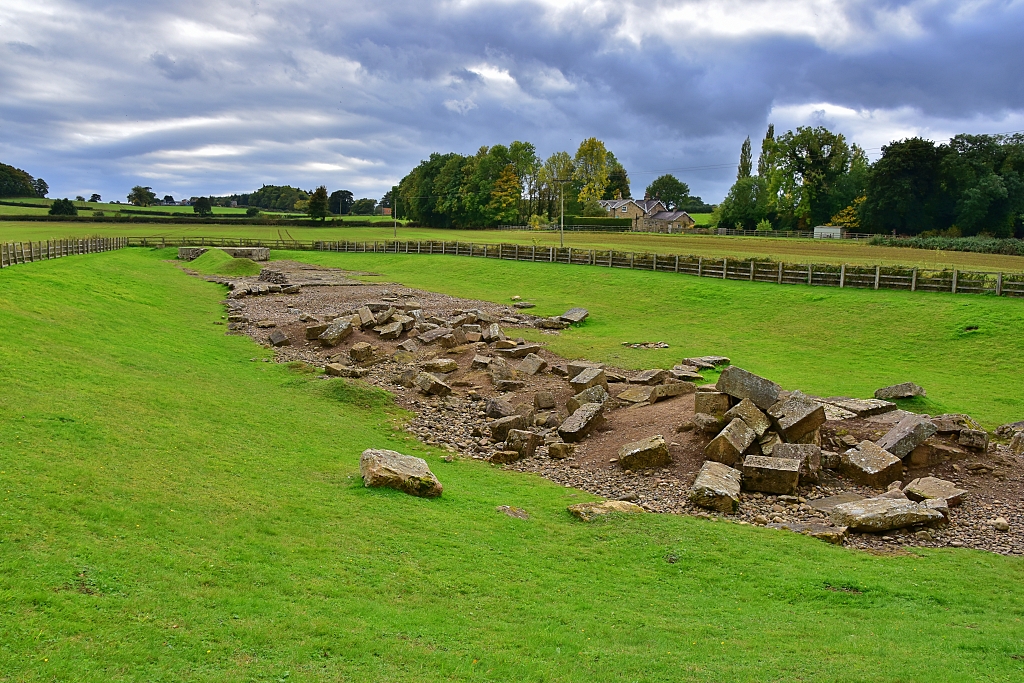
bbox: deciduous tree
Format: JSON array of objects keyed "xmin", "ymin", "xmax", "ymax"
[
  {"xmin": 128, "ymin": 185, "xmax": 157, "ymax": 206},
  {"xmin": 193, "ymin": 196, "xmax": 213, "ymax": 216},
  {"xmin": 307, "ymin": 185, "xmax": 330, "ymax": 221},
  {"xmin": 645, "ymin": 174, "xmax": 690, "ymax": 210},
  {"xmin": 328, "ymin": 189, "xmax": 354, "ymax": 215}
]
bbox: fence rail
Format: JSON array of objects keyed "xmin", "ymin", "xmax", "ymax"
[
  {"xmin": 116, "ymin": 236, "xmax": 1019, "ymax": 296},
  {"xmin": 0, "ymin": 237, "xmax": 128, "ymax": 269}
]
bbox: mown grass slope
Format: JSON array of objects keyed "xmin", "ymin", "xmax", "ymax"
[
  {"xmin": 280, "ymin": 249, "xmax": 1024, "ymax": 427},
  {"xmin": 1, "ymin": 249, "xmax": 1023, "ymax": 681}
]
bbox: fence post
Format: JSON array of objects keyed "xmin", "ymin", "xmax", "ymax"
[
  {"xmin": 698, "ymin": 257, "xmax": 703, "ymax": 277},
  {"xmin": 777, "ymin": 262, "xmax": 783, "ymax": 284},
  {"xmin": 749, "ymin": 260, "xmax": 755, "ymax": 281},
  {"xmin": 675, "ymin": 255, "xmax": 680, "ymax": 273},
  {"xmin": 723, "ymin": 258, "xmax": 727, "ymax": 279},
  {"xmin": 549, "ymin": 247, "xmax": 553, "ymax": 263},
  {"xmin": 911, "ymin": 268, "xmax": 917, "ymax": 292},
  {"xmin": 515, "ymin": 244, "xmax": 519, "ymax": 260},
  {"xmin": 952, "ymin": 269, "xmax": 958, "ymax": 294},
  {"xmin": 630, "ymin": 252, "xmax": 634, "ymax": 269},
  {"xmin": 652, "ymin": 254, "xmax": 657, "ymax": 271},
  {"xmin": 568, "ymin": 247, "xmax": 572, "ymax": 264},
  {"xmin": 874, "ymin": 266, "xmax": 880, "ymax": 290},
  {"xmin": 997, "ymin": 272, "xmax": 1003, "ymax": 296},
  {"xmin": 609, "ymin": 250, "xmax": 613, "ymax": 267},
  {"xmin": 840, "ymin": 264, "xmax": 846, "ymax": 288},
  {"xmin": 807, "ymin": 264, "xmax": 812, "ymax": 286},
  {"xmin": 590, "ymin": 249, "xmax": 594, "ymax": 265}
]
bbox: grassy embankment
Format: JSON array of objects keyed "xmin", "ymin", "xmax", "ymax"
[
  {"xmin": 1, "ymin": 248, "xmax": 1023, "ymax": 680},
  {"xmin": 275, "ymin": 249, "xmax": 1024, "ymax": 427},
  {"xmin": 3, "ymin": 220, "xmax": 1024, "ymax": 271}
]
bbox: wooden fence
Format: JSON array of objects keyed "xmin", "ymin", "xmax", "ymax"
[{"xmin": 0, "ymin": 237, "xmax": 128, "ymax": 269}]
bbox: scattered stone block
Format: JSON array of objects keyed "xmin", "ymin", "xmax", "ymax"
[
  {"xmin": 414, "ymin": 372, "xmax": 451, "ymax": 397},
  {"xmin": 823, "ymin": 397, "xmax": 897, "ymax": 417},
  {"xmin": 325, "ymin": 363, "xmax": 369, "ymax": 378},
  {"xmin": 876, "ymin": 414, "xmax": 938, "ymax": 458},
  {"xmin": 485, "ymin": 397, "xmax": 516, "ymax": 418},
  {"xmin": 421, "ymin": 358, "xmax": 458, "ymax": 373},
  {"xmin": 907, "ymin": 438, "xmax": 966, "ymax": 467},
  {"xmin": 725, "ymin": 398, "xmax": 771, "ymax": 437},
  {"xmin": 481, "ymin": 323, "xmax": 505, "ymax": 342},
  {"xmin": 995, "ymin": 420, "xmax": 1024, "ymax": 437},
  {"xmin": 417, "ymin": 327, "xmax": 454, "ymax": 344},
  {"xmin": 924, "ymin": 498, "xmax": 950, "ymax": 520},
  {"xmin": 758, "ymin": 431, "xmax": 782, "ymax": 456},
  {"xmin": 490, "ymin": 414, "xmax": 528, "ymax": 441},
  {"xmin": 692, "ymin": 413, "xmax": 726, "ymax": 434},
  {"xmin": 534, "ymin": 391, "xmax": 556, "ymax": 410},
  {"xmin": 360, "ymin": 448, "xmax": 442, "ymax": 498},
  {"xmin": 820, "ymin": 450, "xmax": 841, "ymax": 469},
  {"xmin": 496, "ymin": 505, "xmax": 529, "ymax": 519},
  {"xmin": 651, "ymin": 381, "xmax": 695, "ymax": 401},
  {"xmin": 958, "ymin": 429, "xmax": 989, "ymax": 451},
  {"xmin": 774, "ymin": 443, "xmax": 821, "ymax": 484},
  {"xmin": 496, "ymin": 344, "xmax": 541, "ymax": 359},
  {"xmin": 518, "ymin": 353, "xmax": 548, "ymax": 376},
  {"xmin": 567, "ymin": 500, "xmax": 644, "ymax": 521},
  {"xmin": 559, "ymin": 307, "xmax": 589, "ymax": 324},
  {"xmin": 830, "ymin": 497, "xmax": 943, "ymax": 532},
  {"xmin": 874, "ymin": 382, "xmax": 926, "ymax": 400},
  {"xmin": 397, "ymin": 339, "xmax": 418, "ymax": 353},
  {"xmin": 567, "ymin": 361, "xmax": 603, "ymax": 380},
  {"xmin": 375, "ymin": 306, "xmax": 397, "ymax": 325},
  {"xmin": 506, "ymin": 429, "xmax": 542, "ymax": 458},
  {"xmin": 704, "ymin": 418, "xmax": 757, "ymax": 466},
  {"xmin": 630, "ymin": 369, "xmax": 670, "ymax": 385},
  {"xmin": 694, "ymin": 391, "xmax": 731, "ymax": 416},
  {"xmin": 741, "ymin": 455, "xmax": 801, "ymax": 495},
  {"xmin": 305, "ymin": 323, "xmax": 329, "ymax": 340},
  {"xmin": 930, "ymin": 413, "xmax": 982, "ymax": 434},
  {"xmin": 256, "ymin": 320, "xmax": 276, "ymax": 328},
  {"xmin": 840, "ymin": 441, "xmax": 902, "ymax": 488},
  {"xmin": 1011, "ymin": 432, "xmax": 1024, "ymax": 457},
  {"xmin": 536, "ymin": 318, "xmax": 569, "ymax": 330},
  {"xmin": 767, "ymin": 393, "xmax": 826, "ymax": 442},
  {"xmin": 766, "ymin": 521, "xmax": 848, "ymax": 545},
  {"xmin": 903, "ymin": 477, "xmax": 968, "ymax": 506},
  {"xmin": 716, "ymin": 366, "xmax": 781, "ymax": 410},
  {"xmin": 618, "ymin": 435, "xmax": 670, "ymax": 470},
  {"xmin": 558, "ymin": 403, "xmax": 606, "ymax": 443},
  {"xmin": 268, "ymin": 329, "xmax": 290, "ymax": 347},
  {"xmin": 495, "ymin": 380, "xmax": 526, "ymax": 392},
  {"xmin": 318, "ymin": 320, "xmax": 355, "ymax": 347},
  {"xmin": 350, "ymin": 342, "xmax": 375, "ymax": 362},
  {"xmin": 548, "ymin": 442, "xmax": 574, "ymax": 459},
  {"xmin": 357, "ymin": 306, "xmax": 376, "ymax": 328},
  {"xmin": 396, "ymin": 368, "xmax": 418, "ymax": 387},
  {"xmin": 688, "ymin": 461, "xmax": 742, "ymax": 513},
  {"xmin": 616, "ymin": 385, "xmax": 656, "ymax": 404},
  {"xmin": 807, "ymin": 492, "xmax": 864, "ymax": 513},
  {"xmin": 377, "ymin": 321, "xmax": 403, "ymax": 339},
  {"xmin": 568, "ymin": 367, "xmax": 608, "ymax": 393}
]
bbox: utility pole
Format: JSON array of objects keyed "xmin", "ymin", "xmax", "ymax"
[
  {"xmin": 555, "ymin": 178, "xmax": 568, "ymax": 248},
  {"xmin": 393, "ymin": 188, "xmax": 398, "ymax": 239}
]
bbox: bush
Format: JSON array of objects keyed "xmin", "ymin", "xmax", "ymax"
[
  {"xmin": 869, "ymin": 235, "xmax": 1024, "ymax": 256},
  {"xmin": 48, "ymin": 198, "xmax": 78, "ymax": 216},
  {"xmin": 246, "ymin": 207, "xmax": 261, "ymax": 217}
]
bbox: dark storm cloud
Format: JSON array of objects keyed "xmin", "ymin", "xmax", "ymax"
[{"xmin": 1, "ymin": 0, "xmax": 1022, "ymax": 202}]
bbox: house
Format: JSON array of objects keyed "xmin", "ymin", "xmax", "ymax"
[
  {"xmin": 597, "ymin": 198, "xmax": 667, "ymax": 228},
  {"xmin": 813, "ymin": 225, "xmax": 844, "ymax": 239},
  {"xmin": 641, "ymin": 210, "xmax": 696, "ymax": 233}
]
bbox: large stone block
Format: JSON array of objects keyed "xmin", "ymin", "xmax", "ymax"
[
  {"xmin": 318, "ymin": 319, "xmax": 353, "ymax": 347},
  {"xmin": 567, "ymin": 360, "xmax": 603, "ymax": 380},
  {"xmin": 485, "ymin": 397, "xmax": 516, "ymax": 419},
  {"xmin": 907, "ymin": 438, "xmax": 967, "ymax": 467},
  {"xmin": 496, "ymin": 344, "xmax": 542, "ymax": 359},
  {"xmin": 559, "ymin": 307, "xmax": 589, "ymax": 324},
  {"xmin": 567, "ymin": 385, "xmax": 609, "ymax": 414},
  {"xmin": 416, "ymin": 327, "xmax": 454, "ymax": 345},
  {"xmin": 357, "ymin": 306, "xmax": 376, "ymax": 328},
  {"xmin": 1011, "ymin": 431, "xmax": 1024, "ymax": 457},
  {"xmin": 630, "ymin": 369, "xmax": 670, "ymax": 385},
  {"xmin": 268, "ymin": 329, "xmax": 290, "ymax": 347},
  {"xmin": 874, "ymin": 382, "xmax": 926, "ymax": 399},
  {"xmin": 694, "ymin": 391, "xmax": 731, "ymax": 416},
  {"xmin": 518, "ymin": 353, "xmax": 548, "ymax": 376},
  {"xmin": 360, "ymin": 449, "xmax": 442, "ymax": 498},
  {"xmin": 741, "ymin": 455, "xmax": 801, "ymax": 494},
  {"xmin": 958, "ymin": 429, "xmax": 989, "ymax": 451},
  {"xmin": 930, "ymin": 413, "xmax": 982, "ymax": 434},
  {"xmin": 481, "ymin": 323, "xmax": 505, "ymax": 342},
  {"xmin": 421, "ymin": 358, "xmax": 458, "ymax": 373},
  {"xmin": 618, "ymin": 435, "xmax": 670, "ymax": 470},
  {"xmin": 830, "ymin": 497, "xmax": 943, "ymax": 532},
  {"xmin": 823, "ymin": 397, "xmax": 897, "ymax": 417},
  {"xmin": 490, "ymin": 414, "xmax": 528, "ymax": 441},
  {"xmin": 692, "ymin": 413, "xmax": 726, "ymax": 434},
  {"xmin": 767, "ymin": 393, "xmax": 826, "ymax": 442},
  {"xmin": 840, "ymin": 441, "xmax": 902, "ymax": 488},
  {"xmin": 704, "ymin": 418, "xmax": 756, "ymax": 466},
  {"xmin": 506, "ymin": 429, "xmax": 542, "ymax": 458},
  {"xmin": 724, "ymin": 398, "xmax": 771, "ymax": 437},
  {"xmin": 414, "ymin": 372, "xmax": 451, "ymax": 397},
  {"xmin": 652, "ymin": 381, "xmax": 695, "ymax": 401},
  {"xmin": 876, "ymin": 415, "xmax": 938, "ymax": 458},
  {"xmin": 688, "ymin": 461, "xmax": 742, "ymax": 513},
  {"xmin": 305, "ymin": 323, "xmax": 329, "ymax": 340},
  {"xmin": 716, "ymin": 366, "xmax": 781, "ymax": 410},
  {"xmin": 557, "ymin": 403, "xmax": 606, "ymax": 443},
  {"xmin": 616, "ymin": 385, "xmax": 655, "ymax": 404},
  {"xmin": 376, "ymin": 321, "xmax": 403, "ymax": 339},
  {"xmin": 350, "ymin": 342, "xmax": 375, "ymax": 362},
  {"xmin": 903, "ymin": 476, "xmax": 967, "ymax": 506},
  {"xmin": 774, "ymin": 443, "xmax": 821, "ymax": 484},
  {"xmin": 569, "ymin": 367, "xmax": 608, "ymax": 393}
]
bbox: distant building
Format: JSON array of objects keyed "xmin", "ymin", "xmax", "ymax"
[
  {"xmin": 642, "ymin": 210, "xmax": 696, "ymax": 233},
  {"xmin": 382, "ymin": 207, "xmax": 392, "ymax": 216},
  {"xmin": 813, "ymin": 226, "xmax": 844, "ymax": 239},
  {"xmin": 597, "ymin": 198, "xmax": 694, "ymax": 232}
]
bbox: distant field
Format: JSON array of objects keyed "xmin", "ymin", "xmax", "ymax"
[
  {"xmin": 0, "ymin": 197, "xmax": 401, "ymax": 221},
  {"xmin": 4, "ymin": 220, "xmax": 1024, "ymax": 271}
]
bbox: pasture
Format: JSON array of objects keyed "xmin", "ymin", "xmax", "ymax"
[{"xmin": 1, "ymin": 247, "xmax": 1022, "ymax": 681}]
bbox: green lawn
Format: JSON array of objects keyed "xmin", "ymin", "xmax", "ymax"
[
  {"xmin": 3, "ymin": 219, "xmax": 1024, "ymax": 271},
  {"xmin": 0, "ymin": 198, "xmax": 405, "ymax": 221},
  {"xmin": 1, "ymin": 248, "xmax": 1023, "ymax": 681}
]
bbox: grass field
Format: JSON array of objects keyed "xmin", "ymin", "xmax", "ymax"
[
  {"xmin": 1, "ymin": 248, "xmax": 1023, "ymax": 681},
  {"xmin": 0, "ymin": 198, "xmax": 404, "ymax": 221},
  {"xmin": 4, "ymin": 220, "xmax": 1024, "ymax": 271}
]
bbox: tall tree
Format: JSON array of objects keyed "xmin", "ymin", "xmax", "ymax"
[
  {"xmin": 859, "ymin": 138, "xmax": 948, "ymax": 235},
  {"xmin": 573, "ymin": 138, "xmax": 609, "ymax": 204},
  {"xmin": 777, "ymin": 126, "xmax": 852, "ymax": 227},
  {"xmin": 328, "ymin": 189, "xmax": 353, "ymax": 214},
  {"xmin": 603, "ymin": 151, "xmax": 631, "ymax": 199},
  {"xmin": 32, "ymin": 178, "xmax": 49, "ymax": 198},
  {"xmin": 737, "ymin": 137, "xmax": 753, "ymax": 180},
  {"xmin": 488, "ymin": 165, "xmax": 523, "ymax": 224},
  {"xmin": 89, "ymin": 193, "xmax": 101, "ymax": 203},
  {"xmin": 538, "ymin": 151, "xmax": 576, "ymax": 218},
  {"xmin": 192, "ymin": 197, "xmax": 213, "ymax": 216},
  {"xmin": 0, "ymin": 163, "xmax": 36, "ymax": 198},
  {"xmin": 757, "ymin": 124, "xmax": 776, "ymax": 178},
  {"xmin": 48, "ymin": 198, "xmax": 77, "ymax": 216},
  {"xmin": 307, "ymin": 185, "xmax": 330, "ymax": 221},
  {"xmin": 127, "ymin": 185, "xmax": 157, "ymax": 206},
  {"xmin": 645, "ymin": 174, "xmax": 690, "ymax": 210}
]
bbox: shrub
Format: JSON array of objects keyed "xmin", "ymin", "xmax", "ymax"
[
  {"xmin": 48, "ymin": 198, "xmax": 78, "ymax": 216},
  {"xmin": 869, "ymin": 235, "xmax": 1024, "ymax": 256}
]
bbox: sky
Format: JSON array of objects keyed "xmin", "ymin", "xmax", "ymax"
[{"xmin": 2, "ymin": 0, "xmax": 1024, "ymax": 204}]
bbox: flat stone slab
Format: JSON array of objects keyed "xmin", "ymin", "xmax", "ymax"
[
  {"xmin": 874, "ymin": 382, "xmax": 926, "ymax": 400},
  {"xmin": 618, "ymin": 435, "xmax": 670, "ymax": 470},
  {"xmin": 766, "ymin": 521, "xmax": 848, "ymax": 544},
  {"xmin": 824, "ymin": 397, "xmax": 897, "ymax": 417},
  {"xmin": 688, "ymin": 461, "xmax": 742, "ymax": 513},
  {"xmin": 567, "ymin": 500, "xmax": 644, "ymax": 521},
  {"xmin": 325, "ymin": 363, "xmax": 368, "ymax": 378},
  {"xmin": 741, "ymin": 455, "xmax": 801, "ymax": 495},
  {"xmin": 416, "ymin": 327, "xmax": 454, "ymax": 344},
  {"xmin": 704, "ymin": 418, "xmax": 756, "ymax": 467},
  {"xmin": 930, "ymin": 414, "xmax": 982, "ymax": 433},
  {"xmin": 716, "ymin": 366, "xmax": 781, "ymax": 411},
  {"xmin": 840, "ymin": 441, "xmax": 902, "ymax": 488},
  {"xmin": 517, "ymin": 353, "xmax": 547, "ymax": 376},
  {"xmin": 569, "ymin": 367, "xmax": 609, "ymax": 393},
  {"xmin": 830, "ymin": 497, "xmax": 943, "ymax": 532},
  {"xmin": 490, "ymin": 414, "xmax": 528, "ymax": 441},
  {"xmin": 496, "ymin": 344, "xmax": 542, "ymax": 359},
  {"xmin": 630, "ymin": 369, "xmax": 670, "ymax": 385},
  {"xmin": 421, "ymin": 358, "xmax": 458, "ymax": 373},
  {"xmin": 903, "ymin": 477, "xmax": 968, "ymax": 506},
  {"xmin": 767, "ymin": 392, "xmax": 826, "ymax": 442},
  {"xmin": 558, "ymin": 403, "xmax": 606, "ymax": 443},
  {"xmin": 559, "ymin": 307, "xmax": 589, "ymax": 324},
  {"xmin": 360, "ymin": 449, "xmax": 443, "ymax": 498},
  {"xmin": 807, "ymin": 492, "xmax": 864, "ymax": 513},
  {"xmin": 567, "ymin": 385, "xmax": 610, "ymax": 414},
  {"xmin": 876, "ymin": 414, "xmax": 938, "ymax": 458},
  {"xmin": 907, "ymin": 438, "xmax": 967, "ymax": 467},
  {"xmin": 617, "ymin": 385, "xmax": 656, "ymax": 404}
]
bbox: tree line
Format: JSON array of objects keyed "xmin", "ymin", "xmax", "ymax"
[
  {"xmin": 394, "ymin": 138, "xmax": 709, "ymax": 228},
  {"xmin": 717, "ymin": 126, "xmax": 1024, "ymax": 237},
  {"xmin": 0, "ymin": 162, "xmax": 48, "ymax": 199}
]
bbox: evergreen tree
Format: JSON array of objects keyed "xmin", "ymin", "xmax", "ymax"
[
  {"xmin": 307, "ymin": 185, "xmax": 330, "ymax": 221},
  {"xmin": 737, "ymin": 137, "xmax": 752, "ymax": 180}
]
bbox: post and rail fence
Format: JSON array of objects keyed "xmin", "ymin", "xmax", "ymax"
[
  {"xmin": 4, "ymin": 235, "xmax": 1022, "ymax": 298},
  {"xmin": 0, "ymin": 237, "xmax": 128, "ymax": 269}
]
